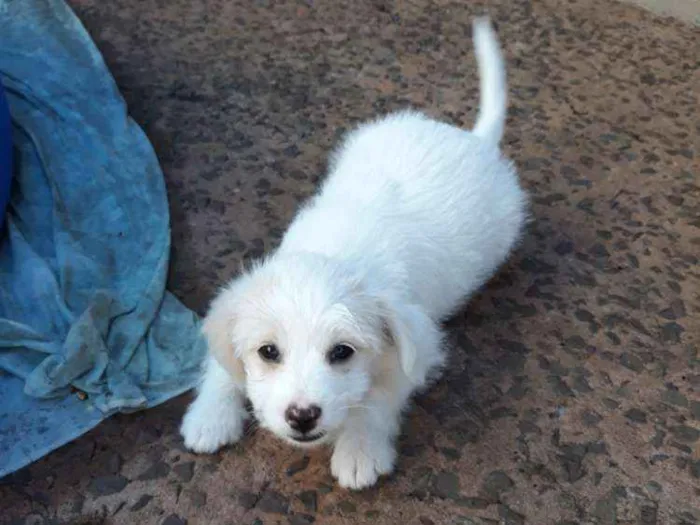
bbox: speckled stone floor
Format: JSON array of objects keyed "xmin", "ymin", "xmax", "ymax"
[{"xmin": 2, "ymin": 0, "xmax": 699, "ymax": 524}]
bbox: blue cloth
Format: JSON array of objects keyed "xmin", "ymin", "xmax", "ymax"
[
  {"xmin": 0, "ymin": 79, "xmax": 11, "ymax": 227},
  {"xmin": 0, "ymin": 0, "xmax": 207, "ymax": 477}
]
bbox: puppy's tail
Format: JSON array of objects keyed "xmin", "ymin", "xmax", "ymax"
[{"xmin": 471, "ymin": 17, "xmax": 507, "ymax": 146}]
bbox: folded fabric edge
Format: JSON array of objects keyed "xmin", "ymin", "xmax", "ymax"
[{"xmin": 0, "ymin": 377, "xmax": 198, "ymax": 480}]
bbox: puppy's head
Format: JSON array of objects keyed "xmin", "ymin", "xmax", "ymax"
[{"xmin": 201, "ymin": 253, "xmax": 437, "ymax": 447}]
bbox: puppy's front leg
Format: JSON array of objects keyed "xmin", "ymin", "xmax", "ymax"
[
  {"xmin": 331, "ymin": 381, "xmax": 411, "ymax": 490},
  {"xmin": 180, "ymin": 356, "xmax": 246, "ymax": 453}
]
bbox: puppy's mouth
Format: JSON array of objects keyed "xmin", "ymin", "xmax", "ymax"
[{"xmin": 290, "ymin": 432, "xmax": 325, "ymax": 444}]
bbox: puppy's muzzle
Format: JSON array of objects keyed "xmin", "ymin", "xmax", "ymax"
[{"xmin": 285, "ymin": 403, "xmax": 322, "ymax": 435}]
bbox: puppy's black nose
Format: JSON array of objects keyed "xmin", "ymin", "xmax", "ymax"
[{"xmin": 285, "ymin": 404, "xmax": 322, "ymax": 433}]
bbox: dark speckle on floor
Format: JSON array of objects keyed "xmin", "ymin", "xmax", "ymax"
[{"xmin": 1, "ymin": 0, "xmax": 699, "ymax": 524}]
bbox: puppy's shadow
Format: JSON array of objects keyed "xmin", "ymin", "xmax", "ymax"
[{"xmin": 394, "ymin": 207, "xmax": 625, "ymax": 473}]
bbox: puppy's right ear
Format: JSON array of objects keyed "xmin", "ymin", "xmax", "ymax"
[
  {"xmin": 201, "ymin": 286, "xmax": 245, "ymax": 384},
  {"xmin": 381, "ymin": 299, "xmax": 444, "ymax": 388}
]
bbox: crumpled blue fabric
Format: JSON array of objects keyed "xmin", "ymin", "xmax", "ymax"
[
  {"xmin": 0, "ymin": 0, "xmax": 207, "ymax": 477},
  {"xmin": 0, "ymin": 78, "xmax": 11, "ymax": 227}
]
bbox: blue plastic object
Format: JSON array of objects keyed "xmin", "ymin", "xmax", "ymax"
[{"xmin": 0, "ymin": 78, "xmax": 11, "ymax": 228}]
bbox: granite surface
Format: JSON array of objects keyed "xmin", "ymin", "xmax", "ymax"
[
  {"xmin": 1, "ymin": 0, "xmax": 699, "ymax": 524},
  {"xmin": 620, "ymin": 0, "xmax": 700, "ymax": 26}
]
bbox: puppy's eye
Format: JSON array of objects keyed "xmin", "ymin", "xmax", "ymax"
[
  {"xmin": 258, "ymin": 344, "xmax": 281, "ymax": 363},
  {"xmin": 328, "ymin": 344, "xmax": 355, "ymax": 364}
]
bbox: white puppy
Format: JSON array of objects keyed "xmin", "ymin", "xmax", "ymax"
[{"xmin": 181, "ymin": 18, "xmax": 527, "ymax": 490}]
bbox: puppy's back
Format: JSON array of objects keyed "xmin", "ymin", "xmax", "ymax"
[{"xmin": 282, "ymin": 19, "xmax": 526, "ymax": 319}]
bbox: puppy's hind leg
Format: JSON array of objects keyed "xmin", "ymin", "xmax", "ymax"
[{"xmin": 180, "ymin": 356, "xmax": 246, "ymax": 453}]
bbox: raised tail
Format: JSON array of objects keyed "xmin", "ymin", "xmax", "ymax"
[{"xmin": 471, "ymin": 17, "xmax": 507, "ymax": 146}]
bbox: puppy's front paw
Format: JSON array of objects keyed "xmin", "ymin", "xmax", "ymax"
[
  {"xmin": 180, "ymin": 398, "xmax": 244, "ymax": 453},
  {"xmin": 331, "ymin": 437, "xmax": 396, "ymax": 490}
]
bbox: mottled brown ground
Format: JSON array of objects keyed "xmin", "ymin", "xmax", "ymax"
[{"xmin": 1, "ymin": 1, "xmax": 699, "ymax": 524}]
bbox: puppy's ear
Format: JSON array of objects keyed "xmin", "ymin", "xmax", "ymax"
[
  {"xmin": 382, "ymin": 301, "xmax": 443, "ymax": 387},
  {"xmin": 201, "ymin": 286, "xmax": 245, "ymax": 384}
]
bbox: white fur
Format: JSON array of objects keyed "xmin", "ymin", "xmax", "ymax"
[
  {"xmin": 181, "ymin": 18, "xmax": 527, "ymax": 490},
  {"xmin": 472, "ymin": 17, "xmax": 507, "ymax": 145}
]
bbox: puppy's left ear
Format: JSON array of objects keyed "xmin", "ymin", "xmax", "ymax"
[
  {"xmin": 201, "ymin": 285, "xmax": 246, "ymax": 385},
  {"xmin": 382, "ymin": 301, "xmax": 444, "ymax": 387}
]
